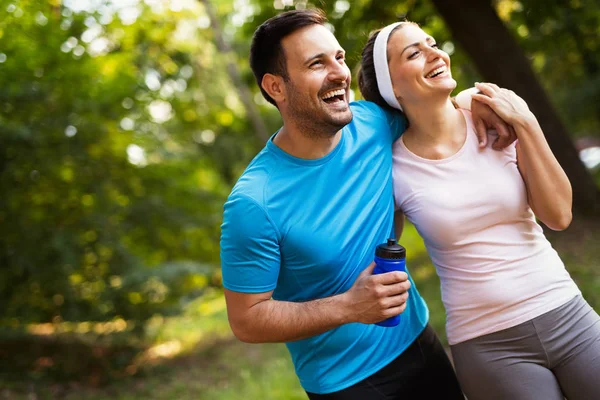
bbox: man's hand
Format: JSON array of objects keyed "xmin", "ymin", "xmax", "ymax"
[
  {"xmin": 455, "ymin": 85, "xmax": 517, "ymax": 150},
  {"xmin": 342, "ymin": 262, "xmax": 410, "ymax": 324},
  {"xmin": 471, "ymin": 91, "xmax": 517, "ymax": 150}
]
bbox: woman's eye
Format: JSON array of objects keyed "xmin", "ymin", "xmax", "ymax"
[
  {"xmin": 431, "ymin": 43, "xmax": 438, "ymax": 48},
  {"xmin": 408, "ymin": 51, "xmax": 420, "ymax": 59}
]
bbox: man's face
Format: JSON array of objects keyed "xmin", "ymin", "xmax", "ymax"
[{"xmin": 280, "ymin": 24, "xmax": 353, "ymax": 137}]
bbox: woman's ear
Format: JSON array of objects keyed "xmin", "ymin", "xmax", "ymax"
[
  {"xmin": 261, "ymin": 73, "xmax": 286, "ymax": 105},
  {"xmin": 394, "ymin": 92, "xmax": 404, "ymax": 109}
]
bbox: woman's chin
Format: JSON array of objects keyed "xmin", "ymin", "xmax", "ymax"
[
  {"xmin": 436, "ymin": 77, "xmax": 457, "ymax": 91},
  {"xmin": 430, "ymin": 83, "xmax": 457, "ymax": 97}
]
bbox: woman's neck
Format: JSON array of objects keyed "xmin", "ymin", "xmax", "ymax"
[{"xmin": 401, "ymin": 97, "xmax": 466, "ymax": 160}]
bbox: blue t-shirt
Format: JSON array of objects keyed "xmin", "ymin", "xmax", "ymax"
[{"xmin": 220, "ymin": 101, "xmax": 429, "ymax": 394}]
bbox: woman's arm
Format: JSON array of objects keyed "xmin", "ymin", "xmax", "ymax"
[
  {"xmin": 514, "ymin": 119, "xmax": 572, "ymax": 230},
  {"xmin": 472, "ymin": 83, "xmax": 572, "ymax": 230}
]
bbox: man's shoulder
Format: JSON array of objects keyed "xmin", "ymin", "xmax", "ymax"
[
  {"xmin": 348, "ymin": 100, "xmax": 406, "ymax": 141},
  {"xmin": 228, "ymin": 146, "xmax": 277, "ymax": 208},
  {"xmin": 349, "ymin": 100, "xmax": 402, "ymax": 127},
  {"xmin": 350, "ymin": 100, "xmax": 386, "ymax": 119}
]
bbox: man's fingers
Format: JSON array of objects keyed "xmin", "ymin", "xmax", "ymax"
[
  {"xmin": 379, "ymin": 281, "xmax": 411, "ymax": 298},
  {"xmin": 373, "ymin": 270, "xmax": 408, "ymax": 285},
  {"xmin": 382, "ymin": 303, "xmax": 407, "ymax": 319},
  {"xmin": 382, "ymin": 292, "xmax": 409, "ymax": 308},
  {"xmin": 510, "ymin": 125, "xmax": 517, "ymax": 141},
  {"xmin": 492, "ymin": 121, "xmax": 516, "ymax": 150},
  {"xmin": 492, "ymin": 133, "xmax": 510, "ymax": 150},
  {"xmin": 358, "ymin": 261, "xmax": 376, "ymax": 278},
  {"xmin": 492, "ymin": 121, "xmax": 511, "ymax": 148},
  {"xmin": 473, "ymin": 114, "xmax": 488, "ymax": 148}
]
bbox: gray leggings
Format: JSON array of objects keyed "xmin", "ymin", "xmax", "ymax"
[{"xmin": 450, "ymin": 295, "xmax": 600, "ymax": 400}]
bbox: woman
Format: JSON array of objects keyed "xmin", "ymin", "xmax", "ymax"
[{"xmin": 358, "ymin": 21, "xmax": 600, "ymax": 399}]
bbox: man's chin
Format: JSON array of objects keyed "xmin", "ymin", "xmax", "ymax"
[{"xmin": 327, "ymin": 109, "xmax": 353, "ymax": 129}]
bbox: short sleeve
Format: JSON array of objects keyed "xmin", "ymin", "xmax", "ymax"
[
  {"xmin": 384, "ymin": 108, "xmax": 407, "ymax": 142},
  {"xmin": 220, "ymin": 193, "xmax": 281, "ymax": 293},
  {"xmin": 351, "ymin": 101, "xmax": 407, "ymax": 143}
]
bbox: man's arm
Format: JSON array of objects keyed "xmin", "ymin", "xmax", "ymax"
[
  {"xmin": 225, "ymin": 264, "xmax": 411, "ymax": 343},
  {"xmin": 221, "ymin": 193, "xmax": 411, "ymax": 344}
]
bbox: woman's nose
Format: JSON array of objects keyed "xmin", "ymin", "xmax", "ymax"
[{"xmin": 426, "ymin": 48, "xmax": 442, "ymax": 62}]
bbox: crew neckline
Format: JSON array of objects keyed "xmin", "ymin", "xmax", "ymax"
[
  {"xmin": 398, "ymin": 109, "xmax": 471, "ymax": 165},
  {"xmin": 266, "ymin": 128, "xmax": 346, "ymax": 166}
]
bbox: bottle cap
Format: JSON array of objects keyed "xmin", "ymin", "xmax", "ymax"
[{"xmin": 375, "ymin": 238, "xmax": 406, "ymax": 259}]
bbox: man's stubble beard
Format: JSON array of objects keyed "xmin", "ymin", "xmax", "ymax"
[{"xmin": 286, "ymin": 81, "xmax": 352, "ymax": 140}]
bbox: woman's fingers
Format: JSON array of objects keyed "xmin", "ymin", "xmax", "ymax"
[
  {"xmin": 475, "ymin": 82, "xmax": 498, "ymax": 96},
  {"xmin": 471, "ymin": 93, "xmax": 494, "ymax": 106}
]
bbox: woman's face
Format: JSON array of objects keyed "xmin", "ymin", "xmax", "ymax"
[{"xmin": 386, "ymin": 24, "xmax": 456, "ymax": 107}]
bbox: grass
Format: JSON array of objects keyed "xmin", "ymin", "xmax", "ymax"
[{"xmin": 1, "ymin": 218, "xmax": 598, "ymax": 399}]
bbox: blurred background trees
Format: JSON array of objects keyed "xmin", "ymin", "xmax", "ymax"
[{"xmin": 0, "ymin": 0, "xmax": 599, "ymax": 398}]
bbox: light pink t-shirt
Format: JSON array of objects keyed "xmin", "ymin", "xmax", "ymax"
[{"xmin": 392, "ymin": 110, "xmax": 580, "ymax": 345}]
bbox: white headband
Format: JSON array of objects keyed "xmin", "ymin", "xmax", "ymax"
[{"xmin": 373, "ymin": 22, "xmax": 403, "ymax": 111}]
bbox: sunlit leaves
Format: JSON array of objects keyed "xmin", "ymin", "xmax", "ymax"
[{"xmin": 0, "ymin": 0, "xmax": 232, "ymax": 326}]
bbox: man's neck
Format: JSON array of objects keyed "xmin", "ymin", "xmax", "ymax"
[{"xmin": 273, "ymin": 121, "xmax": 342, "ymax": 160}]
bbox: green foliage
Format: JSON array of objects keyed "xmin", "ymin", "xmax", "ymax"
[
  {"xmin": 2, "ymin": 219, "xmax": 597, "ymax": 398},
  {"xmin": 498, "ymin": 0, "xmax": 600, "ymax": 138},
  {"xmin": 1, "ymin": 0, "xmax": 599, "ymax": 393},
  {"xmin": 0, "ymin": 0, "xmax": 246, "ymax": 325}
]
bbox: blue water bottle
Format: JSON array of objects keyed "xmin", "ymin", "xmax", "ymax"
[{"xmin": 374, "ymin": 238, "xmax": 407, "ymax": 327}]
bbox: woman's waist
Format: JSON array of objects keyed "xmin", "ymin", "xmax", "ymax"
[
  {"xmin": 434, "ymin": 245, "xmax": 574, "ymax": 309},
  {"xmin": 427, "ymin": 237, "xmax": 561, "ymax": 274},
  {"xmin": 444, "ymin": 286, "xmax": 581, "ymax": 345}
]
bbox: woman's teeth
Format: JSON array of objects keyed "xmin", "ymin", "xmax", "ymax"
[{"xmin": 426, "ymin": 66, "xmax": 446, "ymax": 78}]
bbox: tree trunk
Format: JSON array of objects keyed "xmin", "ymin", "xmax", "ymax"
[
  {"xmin": 431, "ymin": 0, "xmax": 599, "ymax": 216},
  {"xmin": 199, "ymin": 0, "xmax": 270, "ymax": 143}
]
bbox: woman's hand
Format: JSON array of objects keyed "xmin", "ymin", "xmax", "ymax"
[{"xmin": 472, "ymin": 82, "xmax": 535, "ymax": 127}]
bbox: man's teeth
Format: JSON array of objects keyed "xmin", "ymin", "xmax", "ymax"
[
  {"xmin": 426, "ymin": 66, "xmax": 446, "ymax": 78},
  {"xmin": 321, "ymin": 89, "xmax": 345, "ymax": 100}
]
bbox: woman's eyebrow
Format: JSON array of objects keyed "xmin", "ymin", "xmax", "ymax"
[{"xmin": 400, "ymin": 42, "xmax": 420, "ymax": 56}]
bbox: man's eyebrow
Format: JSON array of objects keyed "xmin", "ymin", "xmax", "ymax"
[
  {"xmin": 304, "ymin": 53, "xmax": 325, "ymax": 65},
  {"xmin": 303, "ymin": 50, "xmax": 345, "ymax": 65}
]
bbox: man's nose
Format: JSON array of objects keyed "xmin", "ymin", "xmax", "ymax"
[{"xmin": 328, "ymin": 60, "xmax": 349, "ymax": 82}]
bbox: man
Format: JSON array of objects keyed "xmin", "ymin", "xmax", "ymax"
[{"xmin": 220, "ymin": 9, "xmax": 511, "ymax": 399}]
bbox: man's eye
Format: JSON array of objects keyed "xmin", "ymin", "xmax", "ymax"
[
  {"xmin": 431, "ymin": 43, "xmax": 438, "ymax": 48},
  {"xmin": 311, "ymin": 61, "xmax": 322, "ymax": 67},
  {"xmin": 336, "ymin": 55, "xmax": 345, "ymax": 61}
]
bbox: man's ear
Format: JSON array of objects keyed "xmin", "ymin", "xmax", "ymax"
[{"xmin": 261, "ymin": 73, "xmax": 286, "ymax": 105}]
